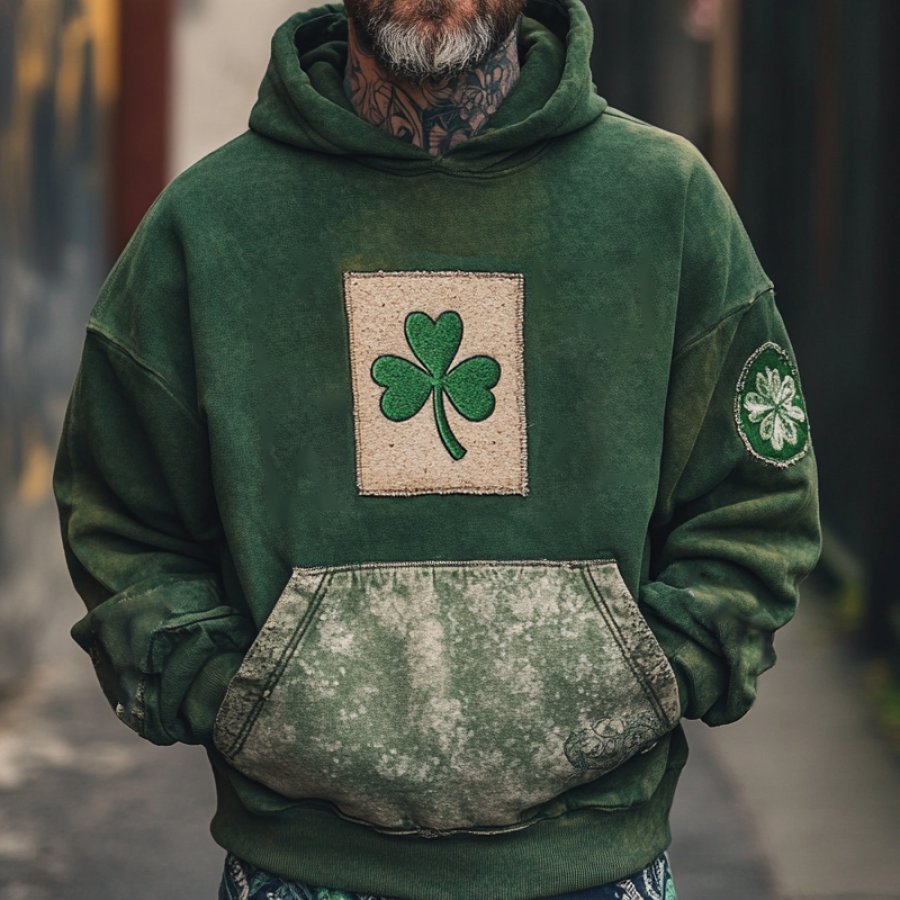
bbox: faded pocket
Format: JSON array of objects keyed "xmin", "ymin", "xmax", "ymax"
[{"xmin": 212, "ymin": 559, "xmax": 680, "ymax": 835}]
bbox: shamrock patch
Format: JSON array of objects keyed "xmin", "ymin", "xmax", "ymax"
[
  {"xmin": 343, "ymin": 270, "xmax": 527, "ymax": 496},
  {"xmin": 372, "ymin": 311, "xmax": 501, "ymax": 460},
  {"xmin": 735, "ymin": 341, "xmax": 810, "ymax": 467}
]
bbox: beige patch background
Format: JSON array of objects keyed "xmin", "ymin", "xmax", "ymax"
[{"xmin": 344, "ymin": 271, "xmax": 528, "ymax": 496}]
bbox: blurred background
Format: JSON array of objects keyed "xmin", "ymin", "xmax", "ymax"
[{"xmin": 1, "ymin": 1, "xmax": 898, "ymax": 898}]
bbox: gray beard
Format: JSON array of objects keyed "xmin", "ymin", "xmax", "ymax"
[{"xmin": 365, "ymin": 7, "xmax": 500, "ymax": 80}]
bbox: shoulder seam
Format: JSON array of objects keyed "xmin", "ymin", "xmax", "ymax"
[
  {"xmin": 602, "ymin": 108, "xmax": 657, "ymax": 129},
  {"xmin": 672, "ymin": 284, "xmax": 774, "ymax": 362},
  {"xmin": 602, "ymin": 107, "xmax": 691, "ymax": 142},
  {"xmin": 85, "ymin": 325, "xmax": 203, "ymax": 428}
]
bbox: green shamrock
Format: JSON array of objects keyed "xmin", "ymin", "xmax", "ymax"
[{"xmin": 371, "ymin": 310, "xmax": 501, "ymax": 460}]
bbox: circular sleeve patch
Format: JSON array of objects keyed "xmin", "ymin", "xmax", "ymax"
[{"xmin": 734, "ymin": 341, "xmax": 810, "ymax": 468}]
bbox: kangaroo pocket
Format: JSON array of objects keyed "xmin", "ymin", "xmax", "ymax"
[{"xmin": 212, "ymin": 559, "xmax": 681, "ymax": 835}]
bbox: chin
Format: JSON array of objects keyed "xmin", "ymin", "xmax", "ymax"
[{"xmin": 347, "ymin": 0, "xmax": 523, "ymax": 81}]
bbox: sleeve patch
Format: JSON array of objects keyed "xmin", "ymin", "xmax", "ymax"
[{"xmin": 734, "ymin": 342, "xmax": 810, "ymax": 468}]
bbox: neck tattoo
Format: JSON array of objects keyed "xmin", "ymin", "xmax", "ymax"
[{"xmin": 343, "ymin": 17, "xmax": 522, "ymax": 157}]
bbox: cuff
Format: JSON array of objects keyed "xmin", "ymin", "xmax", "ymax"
[
  {"xmin": 640, "ymin": 605, "xmax": 729, "ymax": 722},
  {"xmin": 180, "ymin": 650, "xmax": 245, "ymax": 746},
  {"xmin": 666, "ymin": 637, "xmax": 730, "ymax": 723}
]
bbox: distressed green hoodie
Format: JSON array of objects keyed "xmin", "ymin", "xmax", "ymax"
[{"xmin": 53, "ymin": 0, "xmax": 822, "ymax": 895}]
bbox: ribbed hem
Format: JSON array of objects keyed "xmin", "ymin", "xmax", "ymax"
[{"xmin": 204, "ymin": 728, "xmax": 688, "ymax": 900}]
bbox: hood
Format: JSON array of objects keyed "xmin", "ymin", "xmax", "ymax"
[{"xmin": 248, "ymin": 0, "xmax": 608, "ymax": 174}]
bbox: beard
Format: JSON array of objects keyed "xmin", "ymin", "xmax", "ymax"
[{"xmin": 344, "ymin": 0, "xmax": 525, "ymax": 81}]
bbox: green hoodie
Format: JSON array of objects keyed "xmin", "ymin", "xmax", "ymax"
[{"xmin": 53, "ymin": 0, "xmax": 822, "ymax": 895}]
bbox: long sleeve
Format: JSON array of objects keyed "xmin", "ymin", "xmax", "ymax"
[
  {"xmin": 52, "ymin": 198, "xmax": 256, "ymax": 747},
  {"xmin": 639, "ymin": 148, "xmax": 823, "ymax": 727}
]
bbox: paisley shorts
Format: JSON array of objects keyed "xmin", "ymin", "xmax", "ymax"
[{"xmin": 217, "ymin": 849, "xmax": 677, "ymax": 900}]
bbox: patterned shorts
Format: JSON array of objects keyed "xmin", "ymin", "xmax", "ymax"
[{"xmin": 218, "ymin": 849, "xmax": 677, "ymax": 900}]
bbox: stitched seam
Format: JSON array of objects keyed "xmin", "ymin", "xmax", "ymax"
[
  {"xmin": 582, "ymin": 568, "xmax": 668, "ymax": 724},
  {"xmin": 153, "ymin": 611, "xmax": 237, "ymax": 637},
  {"xmin": 226, "ymin": 572, "xmax": 332, "ymax": 758},
  {"xmin": 671, "ymin": 285, "xmax": 773, "ymax": 362},
  {"xmin": 347, "ymin": 271, "xmax": 525, "ymax": 280},
  {"xmin": 292, "ymin": 557, "xmax": 617, "ymax": 576},
  {"xmin": 603, "ymin": 108, "xmax": 697, "ymax": 143},
  {"xmin": 150, "ymin": 610, "xmax": 245, "ymax": 746},
  {"xmin": 514, "ymin": 272, "xmax": 529, "ymax": 494},
  {"xmin": 658, "ymin": 300, "xmax": 764, "ymax": 502},
  {"xmin": 603, "ymin": 108, "xmax": 656, "ymax": 128},
  {"xmin": 344, "ymin": 270, "xmax": 528, "ymax": 496},
  {"xmin": 674, "ymin": 158, "xmax": 698, "ymax": 311},
  {"xmin": 603, "ymin": 107, "xmax": 661, "ymax": 129},
  {"xmin": 85, "ymin": 325, "xmax": 203, "ymax": 428},
  {"xmin": 733, "ymin": 340, "xmax": 811, "ymax": 469},
  {"xmin": 355, "ymin": 486, "xmax": 527, "ymax": 495},
  {"xmin": 343, "ymin": 271, "xmax": 366, "ymax": 494}
]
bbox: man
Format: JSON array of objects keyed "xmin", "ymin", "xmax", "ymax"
[{"xmin": 53, "ymin": 0, "xmax": 821, "ymax": 898}]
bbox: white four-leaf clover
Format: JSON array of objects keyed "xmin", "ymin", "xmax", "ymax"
[{"xmin": 742, "ymin": 366, "xmax": 807, "ymax": 451}]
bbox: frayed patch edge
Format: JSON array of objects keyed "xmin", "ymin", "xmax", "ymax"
[
  {"xmin": 733, "ymin": 340, "xmax": 810, "ymax": 469},
  {"xmin": 343, "ymin": 270, "xmax": 529, "ymax": 496}
]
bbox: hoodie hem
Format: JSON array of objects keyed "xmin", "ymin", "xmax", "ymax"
[{"xmin": 205, "ymin": 737, "xmax": 686, "ymax": 899}]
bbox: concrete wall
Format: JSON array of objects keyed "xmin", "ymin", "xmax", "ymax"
[
  {"xmin": 171, "ymin": 0, "xmax": 323, "ymax": 178},
  {"xmin": 0, "ymin": 0, "xmax": 324, "ymax": 696},
  {"xmin": 0, "ymin": 0, "xmax": 118, "ymax": 695}
]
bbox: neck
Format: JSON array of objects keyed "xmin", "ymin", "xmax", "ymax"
[{"xmin": 343, "ymin": 17, "xmax": 522, "ymax": 157}]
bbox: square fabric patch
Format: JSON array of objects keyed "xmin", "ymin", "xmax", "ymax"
[{"xmin": 343, "ymin": 271, "xmax": 528, "ymax": 496}]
